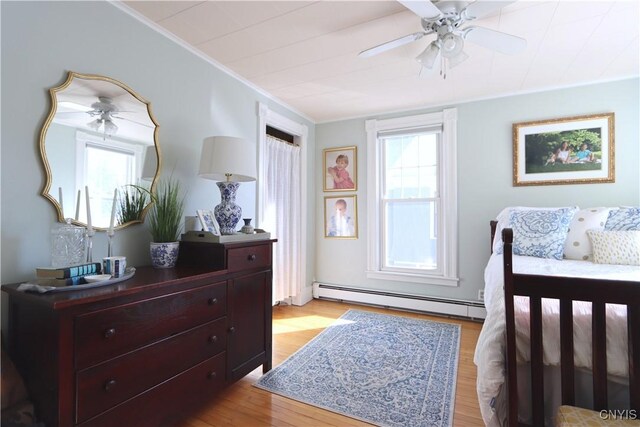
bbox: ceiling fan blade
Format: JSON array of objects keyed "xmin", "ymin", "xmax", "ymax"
[
  {"xmin": 358, "ymin": 32, "xmax": 425, "ymax": 58},
  {"xmin": 463, "ymin": 26, "xmax": 526, "ymax": 55},
  {"xmin": 113, "ymin": 116, "xmax": 154, "ymax": 128},
  {"xmin": 398, "ymin": 0, "xmax": 442, "ymax": 20},
  {"xmin": 461, "ymin": 0, "xmax": 517, "ymax": 20}
]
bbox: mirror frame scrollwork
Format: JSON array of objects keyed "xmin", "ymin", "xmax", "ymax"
[{"xmin": 39, "ymin": 71, "xmax": 161, "ymax": 231}]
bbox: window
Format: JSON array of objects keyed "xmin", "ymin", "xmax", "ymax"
[
  {"xmin": 75, "ymin": 132, "xmax": 143, "ymax": 226},
  {"xmin": 365, "ymin": 109, "xmax": 458, "ymax": 286}
]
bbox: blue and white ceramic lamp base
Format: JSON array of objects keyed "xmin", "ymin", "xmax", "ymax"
[{"xmin": 215, "ymin": 181, "xmax": 242, "ymax": 235}]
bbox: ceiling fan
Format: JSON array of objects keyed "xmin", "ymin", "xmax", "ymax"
[
  {"xmin": 86, "ymin": 97, "xmax": 120, "ymax": 136},
  {"xmin": 57, "ymin": 96, "xmax": 152, "ymax": 137},
  {"xmin": 359, "ymin": 0, "xmax": 527, "ymax": 78}
]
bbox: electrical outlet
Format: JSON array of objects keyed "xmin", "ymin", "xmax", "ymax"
[{"xmin": 478, "ymin": 290, "xmax": 485, "ymax": 301}]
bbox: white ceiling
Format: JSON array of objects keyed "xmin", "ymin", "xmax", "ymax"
[
  {"xmin": 53, "ymin": 76, "xmax": 156, "ymax": 142},
  {"xmin": 121, "ymin": 0, "xmax": 639, "ymax": 123}
]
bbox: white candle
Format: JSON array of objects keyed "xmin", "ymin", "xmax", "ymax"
[
  {"xmin": 58, "ymin": 187, "xmax": 64, "ymax": 218},
  {"xmin": 109, "ymin": 188, "xmax": 118, "ymax": 232},
  {"xmin": 75, "ymin": 190, "xmax": 81, "ymax": 221},
  {"xmin": 85, "ymin": 186, "xmax": 93, "ymax": 233}
]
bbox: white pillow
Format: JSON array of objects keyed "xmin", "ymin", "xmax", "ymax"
[
  {"xmin": 492, "ymin": 206, "xmax": 579, "ymax": 254},
  {"xmin": 510, "ymin": 208, "xmax": 577, "ymax": 260},
  {"xmin": 564, "ymin": 207, "xmax": 612, "ymax": 261},
  {"xmin": 587, "ymin": 230, "xmax": 640, "ymax": 266}
]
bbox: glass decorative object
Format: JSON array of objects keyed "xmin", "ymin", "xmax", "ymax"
[{"xmin": 51, "ymin": 219, "xmax": 86, "ymax": 267}]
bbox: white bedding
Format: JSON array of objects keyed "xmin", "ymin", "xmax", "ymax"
[{"xmin": 474, "ymin": 254, "xmax": 640, "ymax": 426}]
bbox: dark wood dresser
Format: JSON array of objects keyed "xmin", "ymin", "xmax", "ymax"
[{"xmin": 2, "ymin": 240, "xmax": 274, "ymax": 427}]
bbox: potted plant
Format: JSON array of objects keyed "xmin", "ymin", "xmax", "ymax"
[
  {"xmin": 117, "ymin": 185, "xmax": 149, "ymax": 225},
  {"xmin": 138, "ymin": 178, "xmax": 185, "ymax": 268}
]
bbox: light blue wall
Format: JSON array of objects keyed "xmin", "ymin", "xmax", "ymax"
[
  {"xmin": 316, "ymin": 78, "xmax": 640, "ymax": 302},
  {"xmin": 2, "ymin": 1, "xmax": 638, "ymax": 317},
  {"xmin": 1, "ymin": 2, "xmax": 315, "ymax": 288}
]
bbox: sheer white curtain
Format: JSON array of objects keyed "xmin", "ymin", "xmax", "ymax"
[{"xmin": 263, "ymin": 135, "xmax": 301, "ymax": 303}]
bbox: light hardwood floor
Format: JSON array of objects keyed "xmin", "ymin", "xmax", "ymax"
[{"xmin": 174, "ymin": 299, "xmax": 484, "ymax": 427}]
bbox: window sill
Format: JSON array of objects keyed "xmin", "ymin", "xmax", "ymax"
[{"xmin": 365, "ymin": 270, "xmax": 459, "ymax": 287}]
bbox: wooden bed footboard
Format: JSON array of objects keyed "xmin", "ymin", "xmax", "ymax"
[{"xmin": 501, "ymin": 227, "xmax": 640, "ymax": 426}]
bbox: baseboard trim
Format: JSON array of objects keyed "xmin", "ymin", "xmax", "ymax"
[{"xmin": 312, "ymin": 282, "xmax": 486, "ymax": 320}]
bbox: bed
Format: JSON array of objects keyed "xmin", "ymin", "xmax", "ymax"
[{"xmin": 474, "ymin": 207, "xmax": 640, "ymax": 426}]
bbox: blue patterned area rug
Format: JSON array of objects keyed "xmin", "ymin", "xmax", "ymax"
[{"xmin": 255, "ymin": 309, "xmax": 461, "ymax": 427}]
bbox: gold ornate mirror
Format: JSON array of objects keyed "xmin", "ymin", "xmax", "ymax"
[{"xmin": 40, "ymin": 71, "xmax": 160, "ymax": 230}]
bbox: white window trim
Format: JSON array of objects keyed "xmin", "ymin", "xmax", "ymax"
[{"xmin": 365, "ymin": 108, "xmax": 458, "ymax": 286}]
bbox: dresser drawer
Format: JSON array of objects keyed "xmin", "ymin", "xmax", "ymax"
[
  {"xmin": 227, "ymin": 244, "xmax": 271, "ymax": 273},
  {"xmin": 75, "ymin": 281, "xmax": 226, "ymax": 369},
  {"xmin": 76, "ymin": 317, "xmax": 226, "ymax": 423},
  {"xmin": 78, "ymin": 352, "xmax": 226, "ymax": 427}
]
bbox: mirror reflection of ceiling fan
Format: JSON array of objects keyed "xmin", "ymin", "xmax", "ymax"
[
  {"xmin": 359, "ymin": 0, "xmax": 527, "ymax": 78},
  {"xmin": 86, "ymin": 97, "xmax": 120, "ymax": 136},
  {"xmin": 57, "ymin": 96, "xmax": 153, "ymax": 137}
]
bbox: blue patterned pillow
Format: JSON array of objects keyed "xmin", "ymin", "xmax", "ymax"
[
  {"xmin": 509, "ymin": 208, "xmax": 577, "ymax": 259},
  {"xmin": 604, "ymin": 208, "xmax": 640, "ymax": 231}
]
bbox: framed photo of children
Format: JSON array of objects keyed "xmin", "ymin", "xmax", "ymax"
[
  {"xmin": 324, "ymin": 195, "xmax": 358, "ymax": 239},
  {"xmin": 323, "ymin": 146, "xmax": 357, "ymax": 192},
  {"xmin": 513, "ymin": 113, "xmax": 614, "ymax": 186}
]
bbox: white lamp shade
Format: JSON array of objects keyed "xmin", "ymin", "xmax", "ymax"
[
  {"xmin": 199, "ymin": 136, "xmax": 256, "ymax": 182},
  {"xmin": 141, "ymin": 145, "xmax": 158, "ymax": 181}
]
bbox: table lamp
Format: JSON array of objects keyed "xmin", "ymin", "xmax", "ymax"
[
  {"xmin": 141, "ymin": 145, "xmax": 158, "ymax": 182},
  {"xmin": 198, "ymin": 136, "xmax": 256, "ymax": 235}
]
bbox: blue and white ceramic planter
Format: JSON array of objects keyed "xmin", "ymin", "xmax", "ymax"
[{"xmin": 150, "ymin": 241, "xmax": 180, "ymax": 268}]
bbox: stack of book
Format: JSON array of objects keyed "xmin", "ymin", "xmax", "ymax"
[{"xmin": 35, "ymin": 262, "xmax": 102, "ymax": 287}]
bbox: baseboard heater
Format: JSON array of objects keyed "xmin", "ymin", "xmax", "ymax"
[{"xmin": 312, "ymin": 282, "xmax": 486, "ymax": 320}]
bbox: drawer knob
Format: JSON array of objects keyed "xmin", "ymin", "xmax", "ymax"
[
  {"xmin": 247, "ymin": 254, "xmax": 257, "ymax": 261},
  {"xmin": 229, "ymin": 326, "xmax": 236, "ymax": 334},
  {"xmin": 104, "ymin": 379, "xmax": 117, "ymax": 392},
  {"xmin": 208, "ymin": 297, "xmax": 218, "ymax": 305},
  {"xmin": 207, "ymin": 371, "xmax": 217, "ymax": 380},
  {"xmin": 208, "ymin": 335, "xmax": 218, "ymax": 343},
  {"xmin": 103, "ymin": 328, "xmax": 116, "ymax": 339}
]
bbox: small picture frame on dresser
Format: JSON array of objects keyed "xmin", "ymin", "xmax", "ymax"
[{"xmin": 196, "ymin": 209, "xmax": 220, "ymax": 235}]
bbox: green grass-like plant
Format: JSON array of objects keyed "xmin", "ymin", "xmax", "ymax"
[
  {"xmin": 117, "ymin": 185, "xmax": 149, "ymax": 225},
  {"xmin": 136, "ymin": 178, "xmax": 185, "ymax": 242}
]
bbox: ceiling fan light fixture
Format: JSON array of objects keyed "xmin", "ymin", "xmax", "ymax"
[
  {"xmin": 87, "ymin": 118, "xmax": 102, "ymax": 131},
  {"xmin": 441, "ymin": 33, "xmax": 464, "ymax": 58},
  {"xmin": 104, "ymin": 119, "xmax": 118, "ymax": 136},
  {"xmin": 415, "ymin": 41, "xmax": 440, "ymax": 69}
]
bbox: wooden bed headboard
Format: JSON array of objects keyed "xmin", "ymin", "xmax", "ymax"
[
  {"xmin": 501, "ymin": 228, "xmax": 640, "ymax": 426},
  {"xmin": 490, "ymin": 220, "xmax": 498, "ymax": 254}
]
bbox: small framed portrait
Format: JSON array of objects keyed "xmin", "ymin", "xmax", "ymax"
[
  {"xmin": 323, "ymin": 146, "xmax": 357, "ymax": 192},
  {"xmin": 513, "ymin": 113, "xmax": 614, "ymax": 186},
  {"xmin": 324, "ymin": 195, "xmax": 358, "ymax": 239},
  {"xmin": 196, "ymin": 209, "xmax": 220, "ymax": 235}
]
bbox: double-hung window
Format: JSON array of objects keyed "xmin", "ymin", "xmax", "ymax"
[
  {"xmin": 365, "ymin": 109, "xmax": 458, "ymax": 286},
  {"xmin": 75, "ymin": 131, "xmax": 142, "ymax": 225}
]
